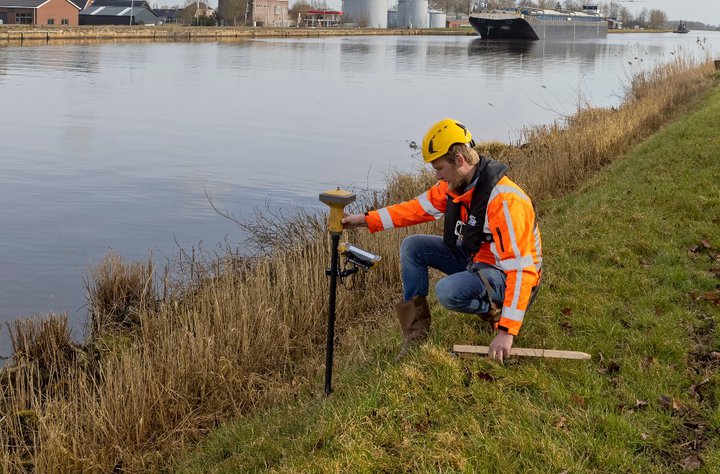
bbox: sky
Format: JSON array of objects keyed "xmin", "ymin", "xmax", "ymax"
[
  {"xmin": 285, "ymin": 1, "xmax": 720, "ymax": 26},
  {"xmin": 619, "ymin": 0, "xmax": 720, "ymax": 26},
  {"xmin": 195, "ymin": 1, "xmax": 720, "ymax": 27}
]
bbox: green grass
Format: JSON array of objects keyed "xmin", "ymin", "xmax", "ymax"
[{"xmin": 178, "ymin": 85, "xmax": 720, "ymax": 473}]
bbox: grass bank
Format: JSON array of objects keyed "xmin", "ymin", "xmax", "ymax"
[
  {"xmin": 180, "ymin": 80, "xmax": 720, "ymax": 472},
  {"xmin": 0, "ymin": 54, "xmax": 717, "ymax": 471}
]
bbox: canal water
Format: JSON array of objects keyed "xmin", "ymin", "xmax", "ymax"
[{"xmin": 0, "ymin": 31, "xmax": 717, "ymax": 356}]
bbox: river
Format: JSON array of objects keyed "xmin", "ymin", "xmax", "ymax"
[{"xmin": 0, "ymin": 31, "xmax": 717, "ymax": 356}]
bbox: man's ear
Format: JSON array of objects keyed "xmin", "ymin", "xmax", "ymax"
[{"xmin": 454, "ymin": 152, "xmax": 466, "ymax": 166}]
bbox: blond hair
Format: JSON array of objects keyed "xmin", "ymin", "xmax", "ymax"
[{"xmin": 444, "ymin": 143, "xmax": 480, "ymax": 166}]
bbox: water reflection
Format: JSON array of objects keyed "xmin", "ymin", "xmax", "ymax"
[
  {"xmin": 467, "ymin": 39, "xmax": 611, "ymax": 69},
  {"xmin": 1, "ymin": 43, "xmax": 101, "ymax": 76},
  {"xmin": 340, "ymin": 39, "xmax": 386, "ymax": 76}
]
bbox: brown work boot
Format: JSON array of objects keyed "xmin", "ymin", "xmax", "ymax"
[
  {"xmin": 396, "ymin": 295, "xmax": 431, "ymax": 359},
  {"xmin": 479, "ymin": 308, "xmax": 502, "ymax": 324}
]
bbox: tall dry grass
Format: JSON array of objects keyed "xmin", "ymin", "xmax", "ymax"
[
  {"xmin": 498, "ymin": 55, "xmax": 716, "ymax": 200},
  {"xmin": 0, "ymin": 55, "xmax": 717, "ymax": 472}
]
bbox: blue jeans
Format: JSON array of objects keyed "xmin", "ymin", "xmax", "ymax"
[{"xmin": 400, "ymin": 234, "xmax": 506, "ymax": 315}]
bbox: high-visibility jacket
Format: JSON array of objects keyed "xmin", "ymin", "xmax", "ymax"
[{"xmin": 365, "ymin": 164, "xmax": 543, "ymax": 336}]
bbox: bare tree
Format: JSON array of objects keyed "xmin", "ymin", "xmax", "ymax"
[
  {"xmin": 217, "ymin": 0, "xmax": 248, "ymax": 26},
  {"xmin": 605, "ymin": 1, "xmax": 621, "ymax": 19},
  {"xmin": 648, "ymin": 9, "xmax": 667, "ymax": 29},
  {"xmin": 618, "ymin": 5, "xmax": 632, "ymax": 26},
  {"xmin": 289, "ymin": 0, "xmax": 314, "ymax": 17},
  {"xmin": 486, "ymin": 0, "xmax": 516, "ymax": 9},
  {"xmin": 430, "ymin": 0, "xmax": 477, "ymax": 13}
]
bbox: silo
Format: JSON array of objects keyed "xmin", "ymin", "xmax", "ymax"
[
  {"xmin": 397, "ymin": 0, "xmax": 428, "ymax": 28},
  {"xmin": 428, "ymin": 10, "xmax": 446, "ymax": 28},
  {"xmin": 387, "ymin": 8, "xmax": 398, "ymax": 28},
  {"xmin": 343, "ymin": 0, "xmax": 388, "ymax": 28}
]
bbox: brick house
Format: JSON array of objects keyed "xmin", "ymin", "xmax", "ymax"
[
  {"xmin": 0, "ymin": 0, "xmax": 79, "ymax": 26},
  {"xmin": 250, "ymin": 0, "xmax": 288, "ymax": 27}
]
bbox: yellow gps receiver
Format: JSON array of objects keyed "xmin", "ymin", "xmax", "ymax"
[{"xmin": 319, "ymin": 189, "xmax": 356, "ymax": 235}]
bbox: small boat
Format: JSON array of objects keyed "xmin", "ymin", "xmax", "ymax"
[
  {"xmin": 673, "ymin": 21, "xmax": 690, "ymax": 34},
  {"xmin": 469, "ymin": 2, "xmax": 608, "ymax": 41}
]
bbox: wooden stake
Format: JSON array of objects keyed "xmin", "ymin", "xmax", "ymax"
[{"xmin": 453, "ymin": 345, "xmax": 591, "ymax": 360}]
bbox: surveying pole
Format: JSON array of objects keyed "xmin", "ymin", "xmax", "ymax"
[{"xmin": 319, "ymin": 189, "xmax": 356, "ymax": 396}]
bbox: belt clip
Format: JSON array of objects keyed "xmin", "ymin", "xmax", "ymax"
[{"xmin": 454, "ymin": 220, "xmax": 465, "ymax": 237}]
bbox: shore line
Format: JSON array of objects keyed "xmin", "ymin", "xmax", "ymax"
[
  {"xmin": 0, "ymin": 26, "xmax": 672, "ymax": 43},
  {"xmin": 0, "ymin": 26, "xmax": 475, "ymax": 43}
]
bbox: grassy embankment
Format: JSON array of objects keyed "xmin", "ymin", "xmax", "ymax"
[
  {"xmin": 0, "ymin": 53, "xmax": 718, "ymax": 471},
  {"xmin": 180, "ymin": 69, "xmax": 720, "ymax": 472}
]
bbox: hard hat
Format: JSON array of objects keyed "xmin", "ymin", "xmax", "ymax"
[{"xmin": 421, "ymin": 118, "xmax": 473, "ymax": 163}]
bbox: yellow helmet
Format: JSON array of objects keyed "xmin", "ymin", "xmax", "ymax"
[{"xmin": 421, "ymin": 118, "xmax": 474, "ymax": 163}]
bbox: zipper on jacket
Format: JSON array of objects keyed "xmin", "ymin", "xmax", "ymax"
[{"xmin": 495, "ymin": 227, "xmax": 506, "ymax": 253}]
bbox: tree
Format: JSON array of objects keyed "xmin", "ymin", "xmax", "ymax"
[
  {"xmin": 429, "ymin": 0, "xmax": 475, "ymax": 14},
  {"xmin": 647, "ymin": 9, "xmax": 667, "ymax": 29},
  {"xmin": 217, "ymin": 0, "xmax": 248, "ymax": 26},
  {"xmin": 618, "ymin": 6, "xmax": 632, "ymax": 26},
  {"xmin": 485, "ymin": 0, "xmax": 515, "ymax": 10},
  {"xmin": 289, "ymin": 0, "xmax": 314, "ymax": 26},
  {"xmin": 561, "ymin": 0, "xmax": 581, "ymax": 11},
  {"xmin": 605, "ymin": 1, "xmax": 621, "ymax": 20}
]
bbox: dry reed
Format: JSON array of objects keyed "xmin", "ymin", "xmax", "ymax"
[
  {"xmin": 0, "ymin": 54, "xmax": 717, "ymax": 472},
  {"xmin": 498, "ymin": 55, "xmax": 716, "ymax": 200}
]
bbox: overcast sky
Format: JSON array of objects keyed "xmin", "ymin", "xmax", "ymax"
[
  {"xmin": 620, "ymin": 0, "xmax": 719, "ymax": 26},
  {"xmin": 196, "ymin": 1, "xmax": 719, "ymax": 27},
  {"xmin": 285, "ymin": 1, "xmax": 720, "ymax": 26}
]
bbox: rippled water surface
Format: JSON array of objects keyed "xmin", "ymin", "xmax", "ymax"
[{"xmin": 1, "ymin": 31, "xmax": 718, "ymax": 354}]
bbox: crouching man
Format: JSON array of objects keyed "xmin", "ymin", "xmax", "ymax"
[{"xmin": 342, "ymin": 118, "xmax": 543, "ymax": 363}]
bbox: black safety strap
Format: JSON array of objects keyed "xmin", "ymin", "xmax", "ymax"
[{"xmin": 477, "ymin": 270, "xmax": 501, "ymax": 322}]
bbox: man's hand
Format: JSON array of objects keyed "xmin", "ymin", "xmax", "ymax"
[
  {"xmin": 341, "ymin": 213, "xmax": 368, "ymax": 229},
  {"xmin": 488, "ymin": 330, "xmax": 514, "ymax": 364}
]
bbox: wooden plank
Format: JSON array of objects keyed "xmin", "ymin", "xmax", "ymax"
[{"xmin": 452, "ymin": 345, "xmax": 592, "ymax": 360}]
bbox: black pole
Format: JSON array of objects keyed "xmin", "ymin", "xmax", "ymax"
[{"xmin": 324, "ymin": 233, "xmax": 340, "ymax": 396}]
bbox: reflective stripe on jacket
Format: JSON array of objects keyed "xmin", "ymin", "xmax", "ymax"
[{"xmin": 365, "ymin": 175, "xmax": 543, "ymax": 336}]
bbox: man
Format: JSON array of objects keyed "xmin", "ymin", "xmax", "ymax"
[{"xmin": 342, "ymin": 118, "xmax": 543, "ymax": 363}]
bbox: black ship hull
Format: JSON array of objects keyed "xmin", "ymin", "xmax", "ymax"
[{"xmin": 469, "ymin": 14, "xmax": 608, "ymax": 40}]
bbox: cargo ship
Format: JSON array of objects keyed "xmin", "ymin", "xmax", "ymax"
[{"xmin": 469, "ymin": 2, "xmax": 608, "ymax": 40}]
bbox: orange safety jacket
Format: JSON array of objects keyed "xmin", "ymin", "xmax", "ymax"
[{"xmin": 365, "ymin": 160, "xmax": 543, "ymax": 336}]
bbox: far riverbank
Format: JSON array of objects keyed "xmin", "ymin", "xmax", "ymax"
[
  {"xmin": 0, "ymin": 25, "xmax": 681, "ymax": 43},
  {"xmin": 0, "ymin": 25, "xmax": 474, "ymax": 43}
]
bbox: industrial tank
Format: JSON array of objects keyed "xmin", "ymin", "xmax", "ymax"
[
  {"xmin": 343, "ymin": 0, "xmax": 387, "ymax": 28},
  {"xmin": 387, "ymin": 8, "xmax": 398, "ymax": 28},
  {"xmin": 428, "ymin": 10, "xmax": 446, "ymax": 28},
  {"xmin": 397, "ymin": 0, "xmax": 428, "ymax": 28}
]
